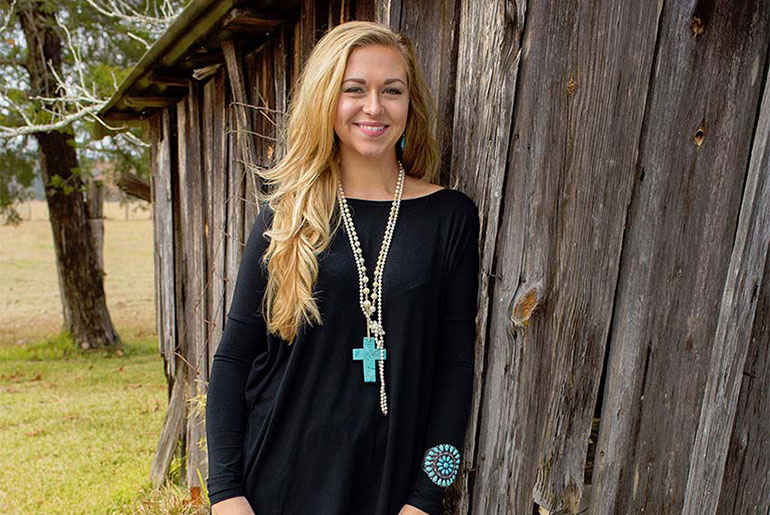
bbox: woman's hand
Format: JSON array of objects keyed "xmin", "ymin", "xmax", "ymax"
[
  {"xmin": 210, "ymin": 496, "xmax": 256, "ymax": 515},
  {"xmin": 398, "ymin": 504, "xmax": 430, "ymax": 515}
]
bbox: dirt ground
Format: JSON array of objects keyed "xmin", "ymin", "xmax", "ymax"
[{"xmin": 1, "ymin": 200, "xmax": 156, "ymax": 345}]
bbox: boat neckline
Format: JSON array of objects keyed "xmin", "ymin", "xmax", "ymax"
[{"xmin": 344, "ymin": 187, "xmax": 450, "ymax": 204}]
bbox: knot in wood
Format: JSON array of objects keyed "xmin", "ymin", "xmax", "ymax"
[{"xmin": 510, "ymin": 284, "xmax": 540, "ymax": 328}]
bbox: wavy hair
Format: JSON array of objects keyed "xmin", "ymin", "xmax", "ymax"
[{"xmin": 253, "ymin": 20, "xmax": 441, "ymax": 344}]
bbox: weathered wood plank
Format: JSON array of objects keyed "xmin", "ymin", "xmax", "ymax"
[
  {"xmin": 294, "ymin": 0, "xmax": 323, "ymax": 78},
  {"xmin": 223, "ymin": 39, "xmax": 261, "ymax": 232},
  {"xmin": 272, "ymin": 26, "xmax": 292, "ymax": 164},
  {"xmin": 524, "ymin": 2, "xmax": 667, "ymax": 511},
  {"xmin": 150, "ymin": 365, "xmax": 188, "ymax": 486},
  {"xmin": 465, "ymin": 1, "xmax": 658, "ymax": 511},
  {"xmin": 396, "ymin": 1, "xmax": 458, "ymax": 185},
  {"xmin": 184, "ymin": 80, "xmax": 208, "ymax": 489},
  {"xmin": 175, "ymin": 98, "xmax": 190, "ymax": 386},
  {"xmin": 716, "ymin": 247, "xmax": 770, "ymax": 514},
  {"xmin": 591, "ymin": 2, "xmax": 770, "ymax": 513},
  {"xmin": 439, "ymin": 0, "xmax": 520, "ymax": 513},
  {"xmin": 205, "ymin": 69, "xmax": 229, "ymax": 366},
  {"xmin": 152, "ymin": 108, "xmax": 177, "ymax": 383},
  {"xmin": 374, "ymin": 0, "xmax": 401, "ymax": 28},
  {"xmin": 225, "ymin": 96, "xmax": 246, "ymax": 315},
  {"xmin": 352, "ymin": 0, "xmax": 375, "ymax": 22},
  {"xmin": 683, "ymin": 50, "xmax": 770, "ymax": 513},
  {"xmin": 149, "ymin": 114, "xmax": 161, "ymax": 356},
  {"xmin": 444, "ymin": 1, "xmax": 522, "ymax": 512}
]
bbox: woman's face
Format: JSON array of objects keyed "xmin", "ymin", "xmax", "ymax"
[{"xmin": 334, "ymin": 45, "xmax": 410, "ymax": 161}]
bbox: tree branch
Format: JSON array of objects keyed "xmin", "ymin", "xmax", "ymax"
[{"xmin": 0, "ymin": 57, "xmax": 27, "ymax": 69}]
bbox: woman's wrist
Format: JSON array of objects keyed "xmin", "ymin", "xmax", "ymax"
[{"xmin": 210, "ymin": 495, "xmax": 255, "ymax": 515}]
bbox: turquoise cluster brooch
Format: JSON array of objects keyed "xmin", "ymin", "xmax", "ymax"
[{"xmin": 422, "ymin": 443, "xmax": 461, "ymax": 487}]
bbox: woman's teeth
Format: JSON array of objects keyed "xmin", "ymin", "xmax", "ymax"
[{"xmin": 357, "ymin": 124, "xmax": 387, "ymax": 136}]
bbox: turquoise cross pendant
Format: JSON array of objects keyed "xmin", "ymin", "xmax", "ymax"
[{"xmin": 352, "ymin": 336, "xmax": 386, "ymax": 382}]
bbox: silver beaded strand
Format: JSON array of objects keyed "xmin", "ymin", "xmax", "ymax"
[{"xmin": 336, "ymin": 160, "xmax": 406, "ymax": 416}]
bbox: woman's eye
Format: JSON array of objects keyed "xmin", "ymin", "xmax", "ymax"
[{"xmin": 344, "ymin": 87, "xmax": 402, "ymax": 95}]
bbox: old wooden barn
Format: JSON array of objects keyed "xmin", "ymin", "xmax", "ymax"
[{"xmin": 99, "ymin": 0, "xmax": 770, "ymax": 513}]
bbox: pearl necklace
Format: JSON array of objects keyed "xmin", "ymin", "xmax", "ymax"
[{"xmin": 336, "ymin": 160, "xmax": 406, "ymax": 416}]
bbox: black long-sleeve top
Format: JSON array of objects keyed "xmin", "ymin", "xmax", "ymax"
[{"xmin": 205, "ymin": 188, "xmax": 480, "ymax": 515}]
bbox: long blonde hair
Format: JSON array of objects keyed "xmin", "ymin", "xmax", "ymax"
[{"xmin": 254, "ymin": 20, "xmax": 441, "ymax": 343}]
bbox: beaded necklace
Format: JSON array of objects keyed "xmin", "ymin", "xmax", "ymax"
[{"xmin": 336, "ymin": 160, "xmax": 406, "ymax": 416}]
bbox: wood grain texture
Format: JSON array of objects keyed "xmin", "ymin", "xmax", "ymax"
[
  {"xmin": 525, "ymin": 1, "xmax": 663, "ymax": 511},
  {"xmin": 716, "ymin": 247, "xmax": 770, "ymax": 514},
  {"xmin": 683, "ymin": 39, "xmax": 770, "ymax": 513},
  {"xmin": 153, "ymin": 108, "xmax": 177, "ymax": 383},
  {"xmin": 181, "ymin": 81, "xmax": 209, "ymax": 488},
  {"xmin": 203, "ymin": 70, "xmax": 228, "ymax": 369},
  {"xmin": 591, "ymin": 2, "xmax": 770, "ymax": 513},
  {"xmin": 446, "ymin": 0, "xmax": 523, "ymax": 513},
  {"xmin": 396, "ymin": 0, "xmax": 458, "ymax": 185},
  {"xmin": 225, "ymin": 96, "xmax": 246, "ymax": 316},
  {"xmin": 223, "ymin": 39, "xmax": 260, "ymax": 231},
  {"xmin": 150, "ymin": 365, "xmax": 188, "ymax": 487}
]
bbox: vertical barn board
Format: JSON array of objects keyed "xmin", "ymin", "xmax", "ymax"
[
  {"xmin": 243, "ymin": 52, "xmax": 260, "ymax": 231},
  {"xmin": 247, "ymin": 31, "xmax": 290, "ymax": 211},
  {"xmin": 150, "ymin": 114, "xmax": 161, "ymax": 349},
  {"xmin": 716, "ymin": 248, "xmax": 770, "ymax": 514},
  {"xmin": 683, "ymin": 54, "xmax": 770, "ymax": 512},
  {"xmin": 225, "ymin": 98, "xmax": 246, "ymax": 315},
  {"xmin": 185, "ymin": 80, "xmax": 208, "ymax": 488},
  {"xmin": 294, "ymin": 0, "xmax": 328, "ymax": 76},
  {"xmin": 273, "ymin": 25, "xmax": 293, "ymax": 162},
  {"xmin": 374, "ymin": 0, "xmax": 400, "ymax": 28},
  {"xmin": 353, "ymin": 0, "xmax": 376, "ymax": 22},
  {"xmin": 247, "ymin": 48, "xmax": 269, "ymax": 216},
  {"xmin": 153, "ymin": 108, "xmax": 177, "ymax": 382},
  {"xmin": 525, "ymin": 2, "xmax": 664, "ymax": 511},
  {"xmin": 469, "ymin": 1, "xmax": 659, "ymax": 512},
  {"xmin": 444, "ymin": 0, "xmax": 521, "ymax": 513},
  {"xmin": 175, "ymin": 96, "xmax": 190, "ymax": 483},
  {"xmin": 223, "ymin": 40, "xmax": 260, "ymax": 232},
  {"xmin": 327, "ymin": 0, "xmax": 353, "ymax": 26},
  {"xmin": 205, "ymin": 69, "xmax": 229, "ymax": 367},
  {"xmin": 591, "ymin": 2, "xmax": 770, "ymax": 513},
  {"xmin": 397, "ymin": 1, "xmax": 458, "ymax": 184},
  {"xmin": 176, "ymin": 97, "xmax": 190, "ymax": 369}
]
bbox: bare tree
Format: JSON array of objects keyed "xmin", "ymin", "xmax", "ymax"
[{"xmin": 0, "ymin": 0, "xmax": 185, "ymax": 349}]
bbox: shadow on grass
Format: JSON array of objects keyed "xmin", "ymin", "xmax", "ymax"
[{"xmin": 0, "ymin": 331, "xmax": 157, "ymax": 362}]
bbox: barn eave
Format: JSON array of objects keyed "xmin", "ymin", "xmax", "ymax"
[{"xmin": 96, "ymin": 0, "xmax": 298, "ymax": 130}]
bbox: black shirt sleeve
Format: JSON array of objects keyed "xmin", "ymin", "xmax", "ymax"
[
  {"xmin": 205, "ymin": 206, "xmax": 272, "ymax": 506},
  {"xmin": 404, "ymin": 199, "xmax": 480, "ymax": 514}
]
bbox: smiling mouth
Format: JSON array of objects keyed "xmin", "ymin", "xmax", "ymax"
[{"xmin": 355, "ymin": 123, "xmax": 389, "ymax": 136}]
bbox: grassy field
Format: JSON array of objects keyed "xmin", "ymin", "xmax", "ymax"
[
  {"xmin": 1, "ymin": 200, "xmax": 156, "ymax": 344},
  {"xmin": 0, "ymin": 201, "xmax": 207, "ymax": 514}
]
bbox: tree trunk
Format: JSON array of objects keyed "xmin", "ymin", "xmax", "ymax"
[{"xmin": 18, "ymin": 0, "xmax": 119, "ymax": 349}]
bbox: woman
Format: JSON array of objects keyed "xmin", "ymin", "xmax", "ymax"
[{"xmin": 206, "ymin": 20, "xmax": 480, "ymax": 515}]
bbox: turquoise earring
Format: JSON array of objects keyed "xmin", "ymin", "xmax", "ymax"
[{"xmin": 399, "ymin": 133, "xmax": 405, "ymax": 152}]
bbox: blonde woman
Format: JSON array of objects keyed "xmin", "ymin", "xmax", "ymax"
[{"xmin": 206, "ymin": 20, "xmax": 480, "ymax": 515}]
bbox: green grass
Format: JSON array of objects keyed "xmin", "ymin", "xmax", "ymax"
[
  {"xmin": 0, "ymin": 201, "xmax": 210, "ymax": 513},
  {"xmin": 0, "ymin": 333, "xmax": 206, "ymax": 514}
]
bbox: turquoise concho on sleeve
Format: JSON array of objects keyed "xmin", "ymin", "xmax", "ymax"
[{"xmin": 421, "ymin": 443, "xmax": 461, "ymax": 487}]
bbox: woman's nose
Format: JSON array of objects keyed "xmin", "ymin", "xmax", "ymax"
[{"xmin": 363, "ymin": 93, "xmax": 383, "ymax": 115}]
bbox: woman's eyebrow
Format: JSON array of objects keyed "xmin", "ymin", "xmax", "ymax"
[{"xmin": 342, "ymin": 78, "xmax": 406, "ymax": 85}]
